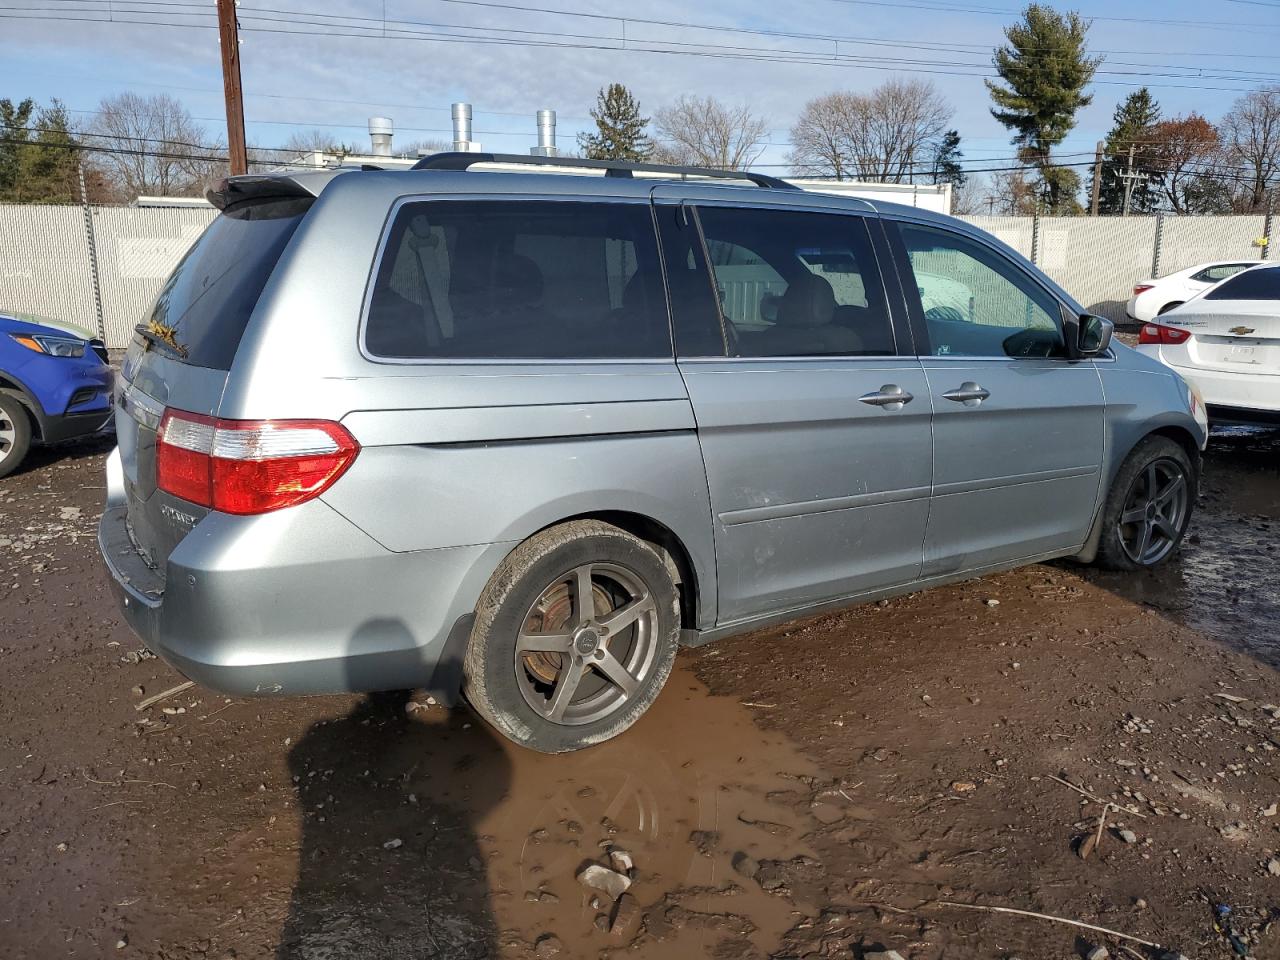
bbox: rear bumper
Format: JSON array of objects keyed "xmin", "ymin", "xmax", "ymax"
[
  {"xmin": 97, "ymin": 450, "xmax": 511, "ymax": 698},
  {"xmin": 1134, "ymin": 346, "xmax": 1280, "ymax": 421},
  {"xmin": 1205, "ymin": 404, "xmax": 1280, "ymax": 427}
]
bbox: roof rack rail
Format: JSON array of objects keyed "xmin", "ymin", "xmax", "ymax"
[{"xmin": 410, "ymin": 151, "xmax": 798, "ymax": 190}]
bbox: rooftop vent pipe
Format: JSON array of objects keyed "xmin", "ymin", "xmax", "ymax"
[
  {"xmin": 530, "ymin": 109, "xmax": 558, "ymax": 157},
  {"xmin": 451, "ymin": 102, "xmax": 482, "ymax": 152},
  {"xmin": 368, "ymin": 117, "xmax": 393, "ymax": 157}
]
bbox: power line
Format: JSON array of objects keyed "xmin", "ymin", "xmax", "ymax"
[
  {"xmin": 820, "ymin": 0, "xmax": 1280, "ymax": 33},
  {"xmin": 6, "ymin": 130, "xmax": 1271, "ymax": 187},
  {"xmin": 2, "ymin": 5, "xmax": 1277, "ymax": 93}
]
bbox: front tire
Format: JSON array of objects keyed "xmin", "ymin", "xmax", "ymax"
[
  {"xmin": 0, "ymin": 394, "xmax": 32, "ymax": 480},
  {"xmin": 463, "ymin": 520, "xmax": 680, "ymax": 753},
  {"xmin": 1096, "ymin": 436, "xmax": 1195, "ymax": 571}
]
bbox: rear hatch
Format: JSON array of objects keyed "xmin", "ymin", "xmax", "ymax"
[{"xmin": 116, "ymin": 193, "xmax": 313, "ymax": 573}]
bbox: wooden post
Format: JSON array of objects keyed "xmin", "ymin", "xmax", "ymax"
[{"xmin": 216, "ymin": 0, "xmax": 248, "ymax": 176}]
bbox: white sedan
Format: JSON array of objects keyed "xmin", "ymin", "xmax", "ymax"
[
  {"xmin": 1126, "ymin": 259, "xmax": 1261, "ymax": 323},
  {"xmin": 1136, "ymin": 263, "xmax": 1279, "ymax": 426}
]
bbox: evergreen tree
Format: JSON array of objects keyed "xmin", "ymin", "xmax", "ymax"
[
  {"xmin": 0, "ymin": 98, "xmax": 80, "ymax": 202},
  {"xmin": 987, "ymin": 4, "xmax": 1100, "ymax": 213},
  {"xmin": 577, "ymin": 83, "xmax": 652, "ymax": 161},
  {"xmin": 929, "ymin": 130, "xmax": 966, "ymax": 185},
  {"xmin": 1094, "ymin": 88, "xmax": 1161, "ymax": 215},
  {"xmin": 0, "ymin": 98, "xmax": 36, "ymax": 197}
]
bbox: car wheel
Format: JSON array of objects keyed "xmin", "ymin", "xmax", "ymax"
[
  {"xmin": 1157, "ymin": 301, "xmax": 1184, "ymax": 316},
  {"xmin": 463, "ymin": 519, "xmax": 681, "ymax": 753},
  {"xmin": 0, "ymin": 393, "xmax": 32, "ymax": 480},
  {"xmin": 1096, "ymin": 436, "xmax": 1195, "ymax": 571}
]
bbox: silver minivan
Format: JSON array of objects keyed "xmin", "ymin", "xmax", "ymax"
[{"xmin": 99, "ymin": 154, "xmax": 1208, "ymax": 752}]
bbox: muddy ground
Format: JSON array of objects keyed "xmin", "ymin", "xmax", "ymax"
[{"xmin": 1, "ymin": 426, "xmax": 1278, "ymax": 960}]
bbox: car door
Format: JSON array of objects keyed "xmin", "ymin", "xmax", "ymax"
[
  {"xmin": 885, "ymin": 218, "xmax": 1105, "ymax": 576},
  {"xmin": 653, "ymin": 187, "xmax": 932, "ymax": 625}
]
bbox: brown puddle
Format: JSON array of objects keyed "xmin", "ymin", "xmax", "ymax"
[
  {"xmin": 276, "ymin": 659, "xmax": 826, "ymax": 959},
  {"xmin": 1093, "ymin": 426, "xmax": 1280, "ymax": 663}
]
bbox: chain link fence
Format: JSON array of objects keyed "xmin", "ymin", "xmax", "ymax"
[{"xmin": 0, "ymin": 201, "xmax": 1272, "ymax": 348}]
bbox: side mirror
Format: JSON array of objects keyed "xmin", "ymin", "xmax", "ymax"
[{"xmin": 1076, "ymin": 314, "xmax": 1113, "ymax": 357}]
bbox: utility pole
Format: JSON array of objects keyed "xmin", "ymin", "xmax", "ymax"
[
  {"xmin": 1118, "ymin": 144, "xmax": 1149, "ymax": 218},
  {"xmin": 1090, "ymin": 140, "xmax": 1103, "ymax": 216},
  {"xmin": 216, "ymin": 0, "xmax": 248, "ymax": 176}
]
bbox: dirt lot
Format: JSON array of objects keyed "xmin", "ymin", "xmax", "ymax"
[{"xmin": 2, "ymin": 427, "xmax": 1279, "ymax": 960}]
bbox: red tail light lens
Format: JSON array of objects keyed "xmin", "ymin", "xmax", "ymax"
[
  {"xmin": 1138, "ymin": 322, "xmax": 1192, "ymax": 346},
  {"xmin": 1133, "ymin": 284, "xmax": 1155, "ymax": 296},
  {"xmin": 157, "ymin": 410, "xmax": 359, "ymax": 515}
]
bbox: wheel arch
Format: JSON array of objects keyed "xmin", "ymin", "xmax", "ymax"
[
  {"xmin": 0, "ymin": 372, "xmax": 47, "ymax": 441},
  {"xmin": 533, "ymin": 510, "xmax": 706, "ymax": 633},
  {"xmin": 1074, "ymin": 424, "xmax": 1201, "ymax": 564}
]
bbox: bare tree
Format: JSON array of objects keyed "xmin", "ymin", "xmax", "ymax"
[
  {"xmin": 982, "ymin": 165, "xmax": 1038, "ymax": 215},
  {"xmin": 1221, "ymin": 85, "xmax": 1280, "ymax": 212},
  {"xmin": 89, "ymin": 92, "xmax": 224, "ymax": 198},
  {"xmin": 788, "ymin": 79, "xmax": 951, "ymax": 182},
  {"xmin": 950, "ymin": 176, "xmax": 982, "ymax": 215},
  {"xmin": 652, "ymin": 96, "xmax": 769, "ymax": 170},
  {"xmin": 280, "ymin": 128, "xmax": 347, "ymax": 155}
]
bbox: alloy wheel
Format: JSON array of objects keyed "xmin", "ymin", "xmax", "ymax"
[
  {"xmin": 0, "ymin": 409, "xmax": 15, "ymax": 464},
  {"xmin": 514, "ymin": 561, "xmax": 659, "ymax": 726},
  {"xmin": 1117, "ymin": 458, "xmax": 1190, "ymax": 565}
]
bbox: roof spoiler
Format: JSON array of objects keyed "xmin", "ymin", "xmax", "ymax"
[
  {"xmin": 205, "ymin": 174, "xmax": 321, "ymax": 210},
  {"xmin": 411, "ymin": 152, "xmax": 798, "ymax": 190}
]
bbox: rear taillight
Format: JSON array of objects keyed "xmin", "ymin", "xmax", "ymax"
[
  {"xmin": 1133, "ymin": 284, "xmax": 1155, "ymax": 296},
  {"xmin": 157, "ymin": 410, "xmax": 359, "ymax": 515},
  {"xmin": 1138, "ymin": 322, "xmax": 1192, "ymax": 346}
]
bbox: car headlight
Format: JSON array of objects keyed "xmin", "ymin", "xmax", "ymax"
[{"xmin": 9, "ymin": 333, "xmax": 86, "ymax": 358}]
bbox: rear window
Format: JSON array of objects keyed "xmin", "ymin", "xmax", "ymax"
[
  {"xmin": 1205, "ymin": 267, "xmax": 1280, "ymax": 301},
  {"xmin": 363, "ymin": 200, "xmax": 670, "ymax": 360},
  {"xmin": 141, "ymin": 197, "xmax": 311, "ymax": 369}
]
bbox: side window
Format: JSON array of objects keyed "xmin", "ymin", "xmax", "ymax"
[
  {"xmin": 1192, "ymin": 263, "xmax": 1252, "ymax": 284},
  {"xmin": 693, "ymin": 206, "xmax": 895, "ymax": 358},
  {"xmin": 898, "ymin": 224, "xmax": 1066, "ymax": 359},
  {"xmin": 364, "ymin": 200, "xmax": 670, "ymax": 360}
]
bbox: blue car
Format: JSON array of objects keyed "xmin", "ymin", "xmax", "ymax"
[{"xmin": 0, "ymin": 314, "xmax": 114, "ymax": 478}]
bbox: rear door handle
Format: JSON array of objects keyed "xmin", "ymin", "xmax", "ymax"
[
  {"xmin": 858, "ymin": 384, "xmax": 914, "ymax": 411},
  {"xmin": 942, "ymin": 381, "xmax": 990, "ymax": 406}
]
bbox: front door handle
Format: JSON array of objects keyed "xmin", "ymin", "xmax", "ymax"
[
  {"xmin": 942, "ymin": 381, "xmax": 991, "ymax": 406},
  {"xmin": 858, "ymin": 384, "xmax": 914, "ymax": 411}
]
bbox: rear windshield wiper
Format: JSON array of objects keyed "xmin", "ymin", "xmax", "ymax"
[{"xmin": 133, "ymin": 323, "xmax": 186, "ymax": 358}]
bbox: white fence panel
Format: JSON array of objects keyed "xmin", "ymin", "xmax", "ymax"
[
  {"xmin": 1035, "ymin": 217, "xmax": 1159, "ymax": 323},
  {"xmin": 1158, "ymin": 215, "xmax": 1267, "ymax": 277},
  {"xmin": 91, "ymin": 206, "xmax": 216, "ymax": 346},
  {"xmin": 0, "ymin": 204, "xmax": 99, "ymax": 336}
]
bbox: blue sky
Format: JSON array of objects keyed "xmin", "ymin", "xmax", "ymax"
[{"xmin": 2, "ymin": 0, "xmax": 1278, "ymax": 179}]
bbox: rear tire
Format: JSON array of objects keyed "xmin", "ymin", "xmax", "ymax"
[
  {"xmin": 1095, "ymin": 436, "xmax": 1195, "ymax": 571},
  {"xmin": 0, "ymin": 394, "xmax": 32, "ymax": 480},
  {"xmin": 463, "ymin": 520, "xmax": 680, "ymax": 753},
  {"xmin": 1157, "ymin": 301, "xmax": 1184, "ymax": 316}
]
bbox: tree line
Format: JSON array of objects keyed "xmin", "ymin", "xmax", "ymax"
[{"xmin": 2, "ymin": 2, "xmax": 1277, "ymax": 215}]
